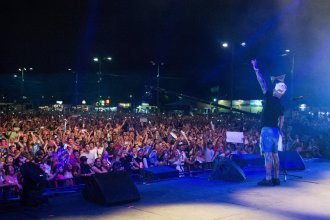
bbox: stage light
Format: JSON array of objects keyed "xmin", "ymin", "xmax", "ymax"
[
  {"xmin": 256, "ymin": 100, "xmax": 262, "ymax": 106},
  {"xmin": 222, "ymin": 42, "xmax": 228, "ymax": 48},
  {"xmin": 299, "ymin": 104, "xmax": 306, "ymax": 111}
]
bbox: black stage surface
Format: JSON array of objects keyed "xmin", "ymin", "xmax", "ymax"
[{"xmin": 1, "ymin": 159, "xmax": 330, "ymax": 220}]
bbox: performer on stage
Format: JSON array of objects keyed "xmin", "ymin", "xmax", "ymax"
[{"xmin": 251, "ymin": 59, "xmax": 287, "ymax": 186}]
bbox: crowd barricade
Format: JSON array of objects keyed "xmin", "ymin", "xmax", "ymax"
[
  {"xmin": 43, "ymin": 177, "xmax": 85, "ymax": 195},
  {"xmin": 0, "ymin": 185, "xmax": 21, "ymax": 202},
  {"xmin": 1, "ymin": 162, "xmax": 216, "ymax": 201}
]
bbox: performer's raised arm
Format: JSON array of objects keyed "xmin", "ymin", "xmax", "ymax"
[
  {"xmin": 278, "ymin": 115, "xmax": 284, "ymax": 131},
  {"xmin": 251, "ymin": 59, "xmax": 267, "ymax": 94}
]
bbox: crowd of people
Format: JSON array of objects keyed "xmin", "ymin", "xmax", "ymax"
[{"xmin": 0, "ymin": 109, "xmax": 328, "ymax": 198}]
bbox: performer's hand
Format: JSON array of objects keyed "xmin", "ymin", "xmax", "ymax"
[{"xmin": 251, "ymin": 59, "xmax": 258, "ymax": 71}]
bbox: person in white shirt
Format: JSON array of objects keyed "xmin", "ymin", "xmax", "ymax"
[
  {"xmin": 80, "ymin": 143, "xmax": 97, "ymax": 165},
  {"xmin": 204, "ymin": 141, "xmax": 215, "ymax": 169},
  {"xmin": 204, "ymin": 142, "xmax": 215, "ymax": 163}
]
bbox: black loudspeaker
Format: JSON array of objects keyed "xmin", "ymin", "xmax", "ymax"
[
  {"xmin": 83, "ymin": 172, "xmax": 140, "ymax": 205},
  {"xmin": 279, "ymin": 151, "xmax": 305, "ymax": 170},
  {"xmin": 231, "ymin": 154, "xmax": 264, "ymax": 168},
  {"xmin": 142, "ymin": 166, "xmax": 178, "ymax": 181},
  {"xmin": 20, "ymin": 162, "xmax": 47, "ymax": 186},
  {"xmin": 20, "ymin": 162, "xmax": 48, "ymax": 206},
  {"xmin": 209, "ymin": 157, "xmax": 246, "ymax": 182}
]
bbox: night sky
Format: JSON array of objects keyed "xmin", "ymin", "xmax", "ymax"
[{"xmin": 1, "ymin": 0, "xmax": 330, "ymax": 107}]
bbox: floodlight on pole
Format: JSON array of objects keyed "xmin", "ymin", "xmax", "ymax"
[
  {"xmin": 17, "ymin": 66, "xmax": 33, "ymax": 101},
  {"xmin": 150, "ymin": 60, "xmax": 164, "ymax": 111},
  {"xmin": 93, "ymin": 56, "xmax": 112, "ymax": 98},
  {"xmin": 68, "ymin": 68, "xmax": 79, "ymax": 105},
  {"xmin": 221, "ymin": 40, "xmax": 247, "ymax": 112}
]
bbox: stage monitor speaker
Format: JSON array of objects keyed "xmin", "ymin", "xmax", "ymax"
[
  {"xmin": 231, "ymin": 154, "xmax": 264, "ymax": 168},
  {"xmin": 209, "ymin": 157, "xmax": 246, "ymax": 182},
  {"xmin": 20, "ymin": 162, "xmax": 48, "ymax": 206},
  {"xmin": 20, "ymin": 162, "xmax": 48, "ymax": 185},
  {"xmin": 142, "ymin": 166, "xmax": 178, "ymax": 181},
  {"xmin": 279, "ymin": 151, "xmax": 305, "ymax": 170},
  {"xmin": 83, "ymin": 172, "xmax": 140, "ymax": 205}
]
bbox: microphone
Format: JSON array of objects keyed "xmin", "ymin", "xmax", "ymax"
[{"xmin": 292, "ymin": 96, "xmax": 304, "ymax": 101}]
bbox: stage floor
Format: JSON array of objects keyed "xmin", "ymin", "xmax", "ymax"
[{"xmin": 1, "ymin": 158, "xmax": 330, "ymax": 220}]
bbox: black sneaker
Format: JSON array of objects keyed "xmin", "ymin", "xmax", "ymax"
[
  {"xmin": 272, "ymin": 178, "xmax": 281, "ymax": 186},
  {"xmin": 257, "ymin": 178, "xmax": 274, "ymax": 186}
]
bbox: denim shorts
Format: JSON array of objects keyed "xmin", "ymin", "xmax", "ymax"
[{"xmin": 260, "ymin": 127, "xmax": 280, "ymax": 153}]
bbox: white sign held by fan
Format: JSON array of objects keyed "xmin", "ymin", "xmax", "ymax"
[
  {"xmin": 226, "ymin": 131, "xmax": 244, "ymax": 143},
  {"xmin": 140, "ymin": 118, "xmax": 148, "ymax": 123}
]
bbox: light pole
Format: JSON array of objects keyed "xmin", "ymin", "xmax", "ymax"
[
  {"xmin": 150, "ymin": 60, "xmax": 164, "ymax": 111},
  {"xmin": 17, "ymin": 67, "xmax": 33, "ymax": 101},
  {"xmin": 222, "ymin": 41, "xmax": 246, "ymax": 112},
  {"xmin": 93, "ymin": 57, "xmax": 112, "ymax": 98},
  {"xmin": 290, "ymin": 52, "xmax": 295, "ymax": 104},
  {"xmin": 282, "ymin": 49, "xmax": 295, "ymax": 103},
  {"xmin": 68, "ymin": 68, "xmax": 78, "ymax": 105}
]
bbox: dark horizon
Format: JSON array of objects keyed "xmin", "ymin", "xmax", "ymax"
[{"xmin": 1, "ymin": 0, "xmax": 330, "ymax": 107}]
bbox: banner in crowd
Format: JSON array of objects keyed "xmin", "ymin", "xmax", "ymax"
[
  {"xmin": 140, "ymin": 118, "xmax": 148, "ymax": 123},
  {"xmin": 226, "ymin": 131, "xmax": 244, "ymax": 143}
]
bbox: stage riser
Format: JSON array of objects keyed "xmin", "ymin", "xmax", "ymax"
[
  {"xmin": 142, "ymin": 166, "xmax": 179, "ymax": 181},
  {"xmin": 232, "ymin": 152, "xmax": 306, "ymax": 171}
]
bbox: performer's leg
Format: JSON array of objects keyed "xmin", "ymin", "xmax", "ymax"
[
  {"xmin": 272, "ymin": 153, "xmax": 280, "ymax": 179},
  {"xmin": 258, "ymin": 127, "xmax": 275, "ymax": 186},
  {"xmin": 271, "ymin": 128, "xmax": 281, "ymax": 185},
  {"xmin": 264, "ymin": 152, "xmax": 273, "ymax": 180},
  {"xmin": 272, "ymin": 152, "xmax": 281, "ymax": 185}
]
